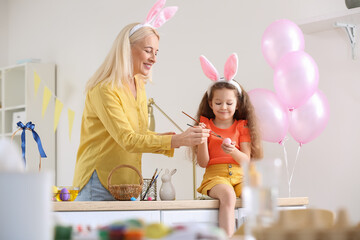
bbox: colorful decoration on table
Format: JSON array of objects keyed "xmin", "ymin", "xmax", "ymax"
[
  {"xmin": 33, "ymin": 70, "xmax": 76, "ymax": 140},
  {"xmin": 145, "ymin": 223, "xmax": 172, "ymax": 239},
  {"xmin": 12, "ymin": 121, "xmax": 47, "ymax": 169},
  {"xmin": 98, "ymin": 219, "xmax": 146, "ymax": 239},
  {"xmin": 160, "ymin": 168, "xmax": 177, "ymax": 201},
  {"xmin": 252, "ymin": 19, "xmax": 330, "ymax": 197},
  {"xmin": 59, "ymin": 188, "xmax": 70, "ymax": 201},
  {"xmin": 54, "ymin": 186, "xmax": 79, "ymax": 201},
  {"xmin": 97, "ymin": 219, "xmax": 227, "ymax": 240},
  {"xmin": 52, "ymin": 186, "xmax": 58, "ymax": 201},
  {"xmin": 129, "ymin": 0, "xmax": 178, "ymax": 36}
]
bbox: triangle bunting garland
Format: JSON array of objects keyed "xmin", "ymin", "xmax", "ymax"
[
  {"xmin": 34, "ymin": 70, "xmax": 76, "ymax": 141},
  {"xmin": 54, "ymin": 98, "xmax": 64, "ymax": 132}
]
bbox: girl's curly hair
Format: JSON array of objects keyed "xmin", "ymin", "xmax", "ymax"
[{"xmin": 190, "ymin": 81, "xmax": 263, "ymax": 164}]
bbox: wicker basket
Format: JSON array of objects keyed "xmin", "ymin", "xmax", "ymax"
[{"xmin": 107, "ymin": 164, "xmax": 143, "ymax": 201}]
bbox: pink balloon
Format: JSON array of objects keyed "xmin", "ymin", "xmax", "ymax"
[
  {"xmin": 248, "ymin": 88, "xmax": 289, "ymax": 143},
  {"xmin": 262, "ymin": 19, "xmax": 305, "ymax": 69},
  {"xmin": 274, "ymin": 51, "xmax": 319, "ymax": 110},
  {"xmin": 289, "ymin": 90, "xmax": 330, "ymax": 145}
]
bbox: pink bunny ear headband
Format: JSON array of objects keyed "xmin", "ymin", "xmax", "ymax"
[
  {"xmin": 199, "ymin": 53, "xmax": 242, "ymax": 96},
  {"xmin": 129, "ymin": 0, "xmax": 178, "ymax": 36}
]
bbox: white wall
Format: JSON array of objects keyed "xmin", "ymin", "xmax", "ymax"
[
  {"xmin": 4, "ymin": 0, "xmax": 360, "ymax": 222},
  {"xmin": 0, "ymin": 0, "xmax": 8, "ymax": 66}
]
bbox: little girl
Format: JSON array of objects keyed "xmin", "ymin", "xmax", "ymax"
[{"xmin": 193, "ymin": 53, "xmax": 263, "ymax": 237}]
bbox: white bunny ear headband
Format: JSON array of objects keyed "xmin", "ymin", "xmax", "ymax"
[
  {"xmin": 199, "ymin": 53, "xmax": 242, "ymax": 97},
  {"xmin": 129, "ymin": 0, "xmax": 178, "ymax": 36}
]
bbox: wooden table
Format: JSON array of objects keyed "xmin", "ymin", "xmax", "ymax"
[
  {"xmin": 54, "ymin": 197, "xmax": 308, "ymax": 211},
  {"xmin": 53, "ymin": 197, "xmax": 308, "ymax": 229}
]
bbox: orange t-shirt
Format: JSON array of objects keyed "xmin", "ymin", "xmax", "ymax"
[{"xmin": 200, "ymin": 116, "xmax": 251, "ymax": 166}]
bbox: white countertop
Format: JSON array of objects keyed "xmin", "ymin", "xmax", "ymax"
[{"xmin": 53, "ymin": 197, "xmax": 309, "ymax": 212}]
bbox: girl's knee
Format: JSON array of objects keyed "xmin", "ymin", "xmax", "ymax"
[
  {"xmin": 209, "ymin": 184, "xmax": 236, "ymax": 205},
  {"xmin": 218, "ymin": 189, "xmax": 236, "ymax": 206}
]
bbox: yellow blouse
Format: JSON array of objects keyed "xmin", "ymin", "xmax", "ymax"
[{"xmin": 73, "ymin": 76, "xmax": 174, "ymax": 190}]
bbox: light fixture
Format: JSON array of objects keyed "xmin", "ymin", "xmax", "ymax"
[
  {"xmin": 345, "ymin": 0, "xmax": 360, "ymax": 9},
  {"xmin": 148, "ymin": 98, "xmax": 183, "ymax": 132},
  {"xmin": 148, "ymin": 98, "xmax": 198, "ymax": 199}
]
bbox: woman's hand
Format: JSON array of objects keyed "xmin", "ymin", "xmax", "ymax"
[
  {"xmin": 199, "ymin": 122, "xmax": 207, "ymax": 129},
  {"xmin": 157, "ymin": 132, "xmax": 176, "ymax": 136},
  {"xmin": 171, "ymin": 126, "xmax": 210, "ymax": 148}
]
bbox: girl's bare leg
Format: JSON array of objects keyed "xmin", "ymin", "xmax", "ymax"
[{"xmin": 208, "ymin": 184, "xmax": 236, "ymax": 237}]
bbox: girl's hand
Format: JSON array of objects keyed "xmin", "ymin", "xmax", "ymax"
[{"xmin": 221, "ymin": 140, "xmax": 237, "ymax": 154}]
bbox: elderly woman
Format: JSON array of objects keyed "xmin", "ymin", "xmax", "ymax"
[{"xmin": 73, "ymin": 15, "xmax": 209, "ymax": 201}]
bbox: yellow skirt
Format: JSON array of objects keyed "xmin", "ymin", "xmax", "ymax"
[{"xmin": 197, "ymin": 164, "xmax": 244, "ymax": 197}]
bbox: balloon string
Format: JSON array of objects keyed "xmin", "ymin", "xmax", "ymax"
[
  {"xmin": 289, "ymin": 144, "xmax": 302, "ymax": 191},
  {"xmin": 281, "ymin": 140, "xmax": 291, "ymax": 197}
]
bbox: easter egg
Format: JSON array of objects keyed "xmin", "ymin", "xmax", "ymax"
[
  {"xmin": 60, "ymin": 188, "xmax": 70, "ymax": 201},
  {"xmin": 52, "ymin": 186, "xmax": 58, "ymax": 197},
  {"xmin": 124, "ymin": 219, "xmax": 145, "ymax": 229},
  {"xmin": 147, "ymin": 197, "xmax": 153, "ymax": 201},
  {"xmin": 52, "ymin": 186, "xmax": 58, "ymax": 201},
  {"xmin": 223, "ymin": 138, "xmax": 232, "ymax": 145},
  {"xmin": 130, "ymin": 197, "xmax": 136, "ymax": 201},
  {"xmin": 145, "ymin": 223, "xmax": 171, "ymax": 239}
]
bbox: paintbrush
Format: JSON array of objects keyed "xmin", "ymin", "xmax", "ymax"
[
  {"xmin": 186, "ymin": 124, "xmax": 240, "ymax": 149},
  {"xmin": 186, "ymin": 124, "xmax": 222, "ymax": 139},
  {"xmin": 182, "ymin": 111, "xmax": 223, "ymax": 139},
  {"xmin": 142, "ymin": 168, "xmax": 158, "ymax": 200},
  {"xmin": 143, "ymin": 169, "xmax": 163, "ymax": 200}
]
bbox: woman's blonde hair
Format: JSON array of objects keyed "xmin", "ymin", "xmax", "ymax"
[
  {"xmin": 191, "ymin": 81, "xmax": 263, "ymax": 163},
  {"xmin": 85, "ymin": 23, "xmax": 160, "ymax": 92}
]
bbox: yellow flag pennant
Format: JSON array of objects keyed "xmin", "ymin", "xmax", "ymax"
[
  {"xmin": 34, "ymin": 71, "xmax": 41, "ymax": 96},
  {"xmin": 42, "ymin": 86, "xmax": 52, "ymax": 117},
  {"xmin": 54, "ymin": 98, "xmax": 64, "ymax": 132},
  {"xmin": 68, "ymin": 108, "xmax": 75, "ymax": 140}
]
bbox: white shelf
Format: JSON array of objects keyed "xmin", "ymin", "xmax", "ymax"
[
  {"xmin": 298, "ymin": 8, "xmax": 360, "ymax": 33},
  {"xmin": 2, "ymin": 63, "xmax": 26, "ymax": 71},
  {"xmin": 0, "ymin": 63, "xmax": 56, "ymax": 184},
  {"xmin": 3, "ymin": 105, "xmax": 26, "ymax": 111}
]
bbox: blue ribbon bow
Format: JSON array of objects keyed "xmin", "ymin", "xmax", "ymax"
[{"xmin": 17, "ymin": 121, "xmax": 47, "ymax": 165}]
